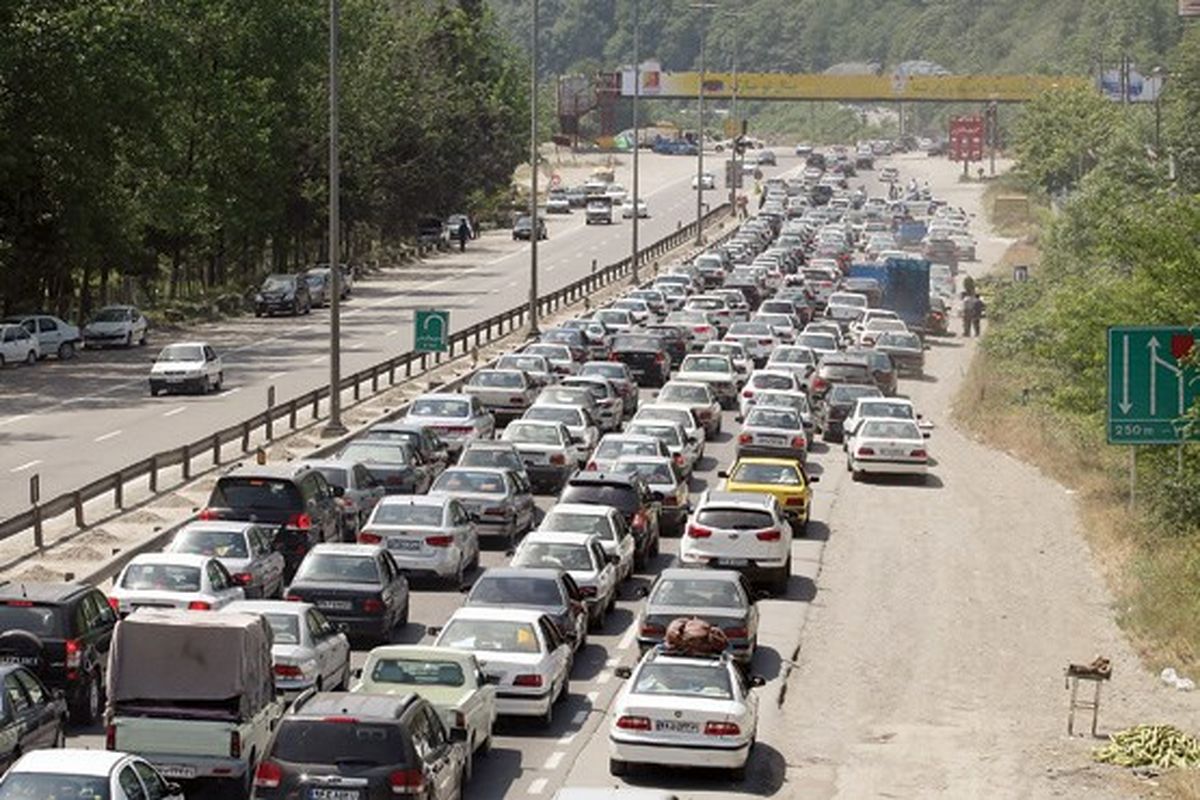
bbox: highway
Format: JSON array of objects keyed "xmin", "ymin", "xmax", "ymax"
[{"xmin": 0, "ymin": 153, "xmax": 756, "ymax": 522}]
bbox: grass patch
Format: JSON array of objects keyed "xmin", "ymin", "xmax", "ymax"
[{"xmin": 1162, "ymin": 770, "xmax": 1200, "ymax": 800}]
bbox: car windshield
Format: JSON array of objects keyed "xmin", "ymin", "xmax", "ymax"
[
  {"xmin": 370, "ymin": 658, "xmax": 465, "ymax": 688},
  {"xmin": 0, "ymin": 604, "xmax": 63, "ymax": 637},
  {"xmin": 731, "ymin": 462, "xmax": 802, "ymax": 485},
  {"xmin": 410, "ymin": 398, "xmax": 470, "ymax": 418},
  {"xmin": 458, "ymin": 448, "xmax": 522, "ymax": 470},
  {"xmin": 261, "ymin": 276, "xmax": 294, "ymax": 291},
  {"xmin": 122, "ymin": 563, "xmax": 202, "ymax": 592},
  {"xmin": 499, "ymin": 355, "xmax": 547, "ymax": 373},
  {"xmin": 294, "ymin": 554, "xmax": 380, "ymax": 585},
  {"xmin": 612, "ymin": 335, "xmax": 659, "ymax": 350},
  {"xmin": 616, "ymin": 459, "xmax": 675, "ymax": 484},
  {"xmin": 796, "ymin": 334, "xmax": 836, "ymax": 350},
  {"xmin": 472, "ymin": 371, "xmax": 523, "ymax": 388},
  {"xmin": 174, "ymin": 529, "xmax": 249, "ymax": 559},
  {"xmin": 746, "ymin": 408, "xmax": 801, "ymax": 429},
  {"xmin": 751, "ymin": 374, "xmax": 795, "ymax": 390},
  {"xmin": 627, "ymin": 424, "xmax": 681, "ymax": 447},
  {"xmin": 633, "ymin": 663, "xmax": 732, "ymax": 699},
  {"xmin": 830, "ymin": 385, "xmax": 882, "ymax": 403},
  {"xmin": 339, "ymin": 442, "xmax": 411, "ymax": 465},
  {"xmin": 0, "ymin": 775, "xmax": 111, "ymax": 800},
  {"xmin": 469, "ymin": 576, "xmax": 563, "ymax": 607},
  {"xmin": 858, "ymin": 402, "xmax": 915, "ymax": 420},
  {"xmin": 506, "ymin": 423, "xmax": 562, "ymax": 445},
  {"xmin": 541, "ymin": 511, "xmax": 612, "ymax": 537},
  {"xmin": 93, "ymin": 307, "xmax": 132, "ymax": 322},
  {"xmin": 862, "ymin": 420, "xmax": 923, "ymax": 439},
  {"xmin": 211, "ymin": 477, "xmax": 301, "ymax": 511},
  {"xmin": 156, "ymin": 345, "xmax": 204, "ymax": 362},
  {"xmin": 262, "ymin": 613, "xmax": 301, "ymax": 645},
  {"xmin": 659, "ymin": 385, "xmax": 709, "ymax": 404},
  {"xmin": 439, "ymin": 619, "xmax": 541, "ymax": 653},
  {"xmin": 271, "ymin": 720, "xmax": 405, "ymax": 766},
  {"xmin": 371, "ymin": 503, "xmax": 443, "ymax": 526},
  {"xmin": 651, "ymin": 578, "xmax": 745, "ymax": 609},
  {"xmin": 431, "ymin": 470, "xmax": 507, "ymax": 494},
  {"xmin": 681, "ymin": 357, "xmax": 730, "ymax": 373},
  {"xmin": 878, "ymin": 332, "xmax": 922, "ymax": 349},
  {"xmin": 513, "ymin": 542, "xmax": 594, "ymax": 571}
]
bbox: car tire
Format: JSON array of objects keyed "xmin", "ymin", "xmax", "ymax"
[
  {"xmin": 609, "ymin": 758, "xmax": 630, "ymax": 776},
  {"xmin": 24, "ymin": 350, "xmax": 36, "ymax": 366},
  {"xmin": 57, "ymin": 341, "xmax": 75, "ymax": 360},
  {"xmin": 254, "ymin": 309, "xmax": 262, "ymax": 318},
  {"xmin": 771, "ymin": 557, "xmax": 791, "ymax": 596},
  {"xmin": 149, "ymin": 385, "xmax": 159, "ymax": 397},
  {"xmin": 729, "ymin": 761, "xmax": 748, "ymax": 782},
  {"xmin": 214, "ymin": 372, "xmax": 223, "ymax": 393},
  {"xmin": 398, "ymin": 601, "xmax": 410, "ymax": 627},
  {"xmin": 304, "ymin": 301, "xmax": 312, "ymax": 315},
  {"xmin": 292, "ymin": 300, "xmax": 300, "ymax": 316},
  {"xmin": 138, "ymin": 331, "xmax": 147, "ymax": 346},
  {"xmin": 71, "ymin": 671, "xmax": 102, "ymax": 725},
  {"xmin": 124, "ymin": 332, "xmax": 133, "ymax": 347},
  {"xmin": 449, "ymin": 555, "xmax": 465, "ymax": 590}
]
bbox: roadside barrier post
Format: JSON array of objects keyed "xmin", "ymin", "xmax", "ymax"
[{"xmin": 30, "ymin": 475, "xmax": 42, "ymax": 550}]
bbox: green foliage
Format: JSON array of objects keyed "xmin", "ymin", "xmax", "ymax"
[{"xmin": 1012, "ymin": 86, "xmax": 1125, "ymax": 196}]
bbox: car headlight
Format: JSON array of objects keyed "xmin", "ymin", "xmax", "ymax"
[{"xmin": 254, "ymin": 294, "xmax": 264, "ymax": 302}]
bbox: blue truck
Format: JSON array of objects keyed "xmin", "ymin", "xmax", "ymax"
[{"xmin": 847, "ymin": 257, "xmax": 932, "ymax": 334}]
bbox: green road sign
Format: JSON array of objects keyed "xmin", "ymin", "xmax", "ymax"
[
  {"xmin": 1107, "ymin": 326, "xmax": 1200, "ymax": 444},
  {"xmin": 414, "ymin": 309, "xmax": 449, "ymax": 353}
]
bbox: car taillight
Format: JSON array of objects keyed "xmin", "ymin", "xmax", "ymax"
[
  {"xmin": 197, "ymin": 508, "xmax": 218, "ymax": 521},
  {"xmin": 105, "ymin": 723, "xmax": 116, "ymax": 750},
  {"xmin": 673, "ymin": 453, "xmax": 685, "ymax": 466},
  {"xmin": 738, "ymin": 433, "xmax": 752, "ymax": 444},
  {"xmin": 857, "ymin": 447, "xmax": 875, "ymax": 456},
  {"xmin": 510, "ymin": 396, "xmax": 527, "ymax": 403},
  {"xmin": 454, "ymin": 710, "xmax": 467, "ymax": 729},
  {"xmin": 632, "ymin": 511, "xmax": 648, "ymax": 531},
  {"xmin": 254, "ymin": 760, "xmax": 283, "ymax": 790},
  {"xmin": 687, "ymin": 525, "xmax": 713, "ymax": 538},
  {"xmin": 811, "ymin": 378, "xmax": 827, "ymax": 391},
  {"xmin": 654, "ymin": 353, "xmax": 666, "ymax": 363},
  {"xmin": 662, "ymin": 495, "xmax": 678, "ymax": 506},
  {"xmin": 759, "ymin": 339, "xmax": 773, "ymax": 345},
  {"xmin": 585, "ymin": 461, "xmax": 598, "ymax": 470},
  {"xmin": 609, "ymin": 353, "xmax": 621, "ymax": 361},
  {"xmin": 285, "ymin": 594, "xmax": 302, "ymax": 602},
  {"xmin": 616, "ymin": 715, "xmax": 652, "ymax": 731},
  {"xmin": 187, "ymin": 600, "xmax": 212, "ymax": 611},
  {"xmin": 230, "ymin": 730, "xmax": 241, "ymax": 759},
  {"xmin": 65, "ymin": 638, "xmax": 82, "ymax": 670},
  {"xmin": 483, "ymin": 506, "xmax": 508, "ymax": 516},
  {"xmin": 274, "ymin": 663, "xmax": 303, "ymax": 678},
  {"xmin": 696, "ymin": 409, "xmax": 711, "ymax": 419},
  {"xmin": 785, "ymin": 496, "xmax": 806, "ymax": 507},
  {"xmin": 742, "ymin": 389, "xmax": 754, "ymax": 398},
  {"xmin": 389, "ymin": 768, "xmax": 425, "ymax": 795},
  {"xmin": 231, "ymin": 572, "xmax": 253, "ymax": 586},
  {"xmin": 911, "ymin": 449, "xmax": 927, "ymax": 459},
  {"xmin": 513, "ymin": 673, "xmax": 544, "ymax": 687},
  {"xmin": 287, "ymin": 513, "xmax": 312, "ymax": 530},
  {"xmin": 549, "ymin": 453, "xmax": 567, "ymax": 465},
  {"xmin": 425, "ymin": 535, "xmax": 453, "ymax": 547},
  {"xmin": 640, "ymin": 623, "xmax": 665, "ymax": 637},
  {"xmin": 107, "ymin": 597, "xmax": 120, "ymax": 612},
  {"xmin": 724, "ymin": 626, "xmax": 749, "ymax": 639},
  {"xmin": 363, "ymin": 598, "xmax": 385, "ymax": 613},
  {"xmin": 359, "ymin": 531, "xmax": 382, "ymax": 544},
  {"xmin": 578, "ymin": 586, "xmax": 598, "ymax": 598},
  {"xmin": 791, "ymin": 435, "xmax": 806, "ymax": 448},
  {"xmin": 705, "ymin": 721, "xmax": 741, "ymax": 736},
  {"xmin": 756, "ymin": 529, "xmax": 782, "ymax": 542}
]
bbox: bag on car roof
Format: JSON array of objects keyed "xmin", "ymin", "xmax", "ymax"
[{"xmin": 664, "ymin": 617, "xmax": 728, "ymax": 655}]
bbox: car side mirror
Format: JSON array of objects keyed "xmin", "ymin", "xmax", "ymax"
[
  {"xmin": 353, "ymin": 667, "xmax": 363, "ymax": 680},
  {"xmin": 448, "ymin": 726, "xmax": 469, "ymax": 744},
  {"xmin": 608, "ymin": 553, "xmax": 621, "ymax": 565},
  {"xmin": 482, "ymin": 673, "xmax": 501, "ymax": 685},
  {"xmin": 749, "ymin": 675, "xmax": 767, "ymax": 688},
  {"xmin": 426, "ymin": 625, "xmax": 442, "ymax": 636},
  {"xmin": 166, "ymin": 784, "xmax": 183, "ymax": 796},
  {"xmin": 808, "ymin": 475, "xmax": 820, "ymax": 484},
  {"xmin": 614, "ymin": 666, "xmax": 633, "ymax": 680},
  {"xmin": 923, "ymin": 432, "xmax": 931, "ymax": 439},
  {"xmin": 634, "ymin": 585, "xmax": 649, "ymax": 599}
]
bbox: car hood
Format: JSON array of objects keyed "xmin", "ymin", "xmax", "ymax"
[{"xmin": 86, "ymin": 320, "xmax": 131, "ymax": 333}]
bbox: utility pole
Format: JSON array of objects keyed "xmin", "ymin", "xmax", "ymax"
[
  {"xmin": 691, "ymin": 2, "xmax": 717, "ymax": 245},
  {"xmin": 322, "ymin": 0, "xmax": 346, "ymax": 437},
  {"xmin": 528, "ymin": 0, "xmax": 540, "ymax": 336},
  {"xmin": 728, "ymin": 30, "xmax": 739, "ymax": 210},
  {"xmin": 631, "ymin": 0, "xmax": 641, "ymax": 283}
]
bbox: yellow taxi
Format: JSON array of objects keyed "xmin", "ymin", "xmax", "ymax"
[{"xmin": 718, "ymin": 457, "xmax": 817, "ymax": 532}]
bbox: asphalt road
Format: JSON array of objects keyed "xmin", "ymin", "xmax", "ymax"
[{"xmin": 0, "ymin": 153, "xmax": 764, "ymax": 521}]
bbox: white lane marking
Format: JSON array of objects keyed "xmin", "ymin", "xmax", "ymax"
[
  {"xmin": 0, "ymin": 415, "xmax": 29, "ymax": 428},
  {"xmin": 617, "ymin": 624, "xmax": 637, "ymax": 651},
  {"xmin": 218, "ymin": 387, "xmax": 242, "ymax": 398},
  {"xmin": 310, "ymin": 356, "xmax": 327, "ymax": 365},
  {"xmin": 94, "ymin": 430, "xmax": 123, "ymax": 443},
  {"xmin": 162, "ymin": 406, "xmax": 187, "ymax": 418},
  {"xmin": 542, "ymin": 751, "xmax": 565, "ymax": 771},
  {"xmin": 267, "ymin": 372, "xmax": 287, "ymax": 381},
  {"xmin": 385, "ymin": 329, "xmax": 399, "ymax": 337},
  {"xmin": 62, "ymin": 396, "xmax": 108, "ymax": 405},
  {"xmin": 8, "ymin": 460, "xmax": 41, "ymax": 474},
  {"xmin": 527, "ymin": 778, "xmax": 548, "ymax": 795},
  {"xmin": 597, "ymin": 671, "xmax": 612, "ymax": 685},
  {"xmin": 507, "ymin": 280, "xmax": 519, "ymax": 288}
]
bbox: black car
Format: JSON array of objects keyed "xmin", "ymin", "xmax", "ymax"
[
  {"xmin": 641, "ymin": 325, "xmax": 689, "ymax": 367},
  {"xmin": 254, "ymin": 274, "xmax": 312, "ymax": 317},
  {"xmin": 464, "ymin": 567, "xmax": 588, "ymax": 650},
  {"xmin": 0, "ymin": 583, "xmax": 115, "ymax": 724},
  {"xmin": 723, "ymin": 279, "xmax": 763, "ymax": 311},
  {"xmin": 560, "ymin": 472, "xmax": 661, "ymax": 568},
  {"xmin": 807, "ymin": 357, "xmax": 875, "ymax": 404},
  {"xmin": 335, "ymin": 439, "xmax": 434, "ymax": 495},
  {"xmin": 817, "ymin": 384, "xmax": 885, "ymax": 442},
  {"xmin": 361, "ymin": 423, "xmax": 452, "ymax": 479},
  {"xmin": 285, "ymin": 544, "xmax": 409, "ymax": 643},
  {"xmin": 609, "ymin": 333, "xmax": 671, "ymax": 388},
  {"xmin": 201, "ymin": 463, "xmax": 343, "ymax": 581},
  {"xmin": 844, "ymin": 347, "xmax": 898, "ymax": 396},
  {"xmin": 0, "ymin": 665, "xmax": 66, "ymax": 771},
  {"xmin": 513, "ymin": 215, "xmax": 548, "ymax": 241},
  {"xmin": 254, "ymin": 691, "xmax": 465, "ymax": 800}
]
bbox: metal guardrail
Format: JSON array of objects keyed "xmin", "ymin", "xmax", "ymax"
[{"xmin": 1, "ymin": 203, "xmax": 732, "ymax": 552}]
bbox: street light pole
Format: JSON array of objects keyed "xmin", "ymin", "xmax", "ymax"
[
  {"xmin": 322, "ymin": 0, "xmax": 346, "ymax": 437},
  {"xmin": 728, "ymin": 30, "xmax": 739, "ymax": 210},
  {"xmin": 528, "ymin": 0, "xmax": 540, "ymax": 337},
  {"xmin": 631, "ymin": 0, "xmax": 641, "ymax": 284}
]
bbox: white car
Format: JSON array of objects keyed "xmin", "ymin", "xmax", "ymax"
[
  {"xmin": 433, "ymin": 607, "xmax": 573, "ymax": 726},
  {"xmin": 632, "ymin": 405, "xmax": 706, "ymax": 456},
  {"xmin": 625, "ymin": 419, "xmax": 700, "ymax": 477},
  {"xmin": 358, "ymin": 494, "xmax": 479, "ymax": 584},
  {"xmin": 538, "ymin": 503, "xmax": 636, "ymax": 582},
  {"xmin": 587, "ymin": 432, "xmax": 669, "ymax": 473},
  {"xmin": 701, "ymin": 341, "xmax": 751, "ymax": 383},
  {"xmin": 109, "ymin": 553, "xmax": 244, "ymax": 615},
  {"xmin": 692, "ymin": 172, "xmax": 716, "ymax": 190},
  {"xmin": 148, "ymin": 341, "xmax": 223, "ymax": 396},
  {"xmin": 354, "ymin": 645, "xmax": 497, "ymax": 779},
  {"xmin": 83, "ymin": 304, "xmax": 148, "ymax": 348},
  {"xmin": 0, "ymin": 323, "xmax": 39, "ymax": 367},
  {"xmin": 677, "ymin": 353, "xmax": 740, "ymax": 409},
  {"xmin": 0, "ymin": 749, "xmax": 185, "ymax": 800},
  {"xmin": 664, "ymin": 310, "xmax": 719, "ymax": 348},
  {"xmin": 546, "ymin": 193, "xmax": 572, "ymax": 214},
  {"xmin": 723, "ymin": 322, "xmax": 778, "ymax": 366},
  {"xmin": 609, "ymin": 649, "xmax": 760, "ymax": 779},
  {"xmin": 606, "ymin": 183, "xmax": 629, "ymax": 204},
  {"xmin": 165, "ymin": 521, "xmax": 286, "ymax": 600},
  {"xmin": 522, "ymin": 403, "xmax": 600, "ymax": 455},
  {"xmin": 847, "ymin": 418, "xmax": 930, "ymax": 481},
  {"xmin": 222, "ymin": 600, "xmax": 351, "ymax": 695},
  {"xmin": 655, "ymin": 381, "xmax": 722, "ymax": 437},
  {"xmin": 612, "ymin": 298, "xmax": 654, "ymax": 326},
  {"xmin": 738, "ymin": 369, "xmax": 804, "ymax": 418},
  {"xmin": 511, "ymin": 531, "xmax": 618, "ymax": 627},
  {"xmin": 842, "ymin": 397, "xmax": 924, "ymax": 450},
  {"xmin": 1, "ymin": 314, "xmax": 81, "ymax": 360},
  {"xmin": 680, "ymin": 491, "xmax": 793, "ymax": 594},
  {"xmin": 501, "ymin": 419, "xmax": 583, "ymax": 488},
  {"xmin": 403, "ymin": 393, "xmax": 495, "ymax": 453},
  {"xmin": 622, "ymin": 198, "xmax": 649, "ymax": 218}
]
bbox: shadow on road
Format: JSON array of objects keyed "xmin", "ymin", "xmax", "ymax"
[{"xmin": 621, "ymin": 741, "xmax": 788, "ymax": 795}]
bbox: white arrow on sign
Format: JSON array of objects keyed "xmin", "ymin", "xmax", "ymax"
[
  {"xmin": 1147, "ymin": 336, "xmax": 1184, "ymax": 417},
  {"xmin": 1118, "ymin": 334, "xmax": 1132, "ymax": 414},
  {"xmin": 421, "ymin": 313, "xmax": 446, "ymax": 340}
]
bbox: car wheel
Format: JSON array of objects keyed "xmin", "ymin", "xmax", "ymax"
[
  {"xmin": 292, "ymin": 300, "xmax": 300, "ymax": 316},
  {"xmin": 71, "ymin": 671, "xmax": 102, "ymax": 725},
  {"xmin": 398, "ymin": 601, "xmax": 409, "ymax": 627},
  {"xmin": 609, "ymin": 758, "xmax": 630, "ymax": 776},
  {"xmin": 539, "ymin": 698, "xmax": 554, "ymax": 728},
  {"xmin": 449, "ymin": 555, "xmax": 465, "ymax": 589},
  {"xmin": 57, "ymin": 341, "xmax": 75, "ymax": 360},
  {"xmin": 138, "ymin": 331, "xmax": 147, "ymax": 346},
  {"xmin": 254, "ymin": 308, "xmax": 262, "ymax": 318},
  {"xmin": 53, "ymin": 725, "xmax": 66, "ymax": 749},
  {"xmin": 24, "ymin": 350, "xmax": 36, "ymax": 366},
  {"xmin": 0, "ymin": 355, "xmax": 5, "ymax": 368},
  {"xmin": 771, "ymin": 557, "xmax": 791, "ymax": 596},
  {"xmin": 304, "ymin": 301, "xmax": 312, "ymax": 315},
  {"xmin": 214, "ymin": 372, "xmax": 223, "ymax": 392},
  {"xmin": 124, "ymin": 332, "xmax": 133, "ymax": 347}
]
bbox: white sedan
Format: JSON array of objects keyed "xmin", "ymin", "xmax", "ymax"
[
  {"xmin": 538, "ymin": 503, "xmax": 636, "ymax": 582},
  {"xmin": 621, "ymin": 198, "xmax": 649, "ymax": 218},
  {"xmin": 692, "ymin": 172, "xmax": 716, "ymax": 190},
  {"xmin": 433, "ymin": 607, "xmax": 573, "ymax": 726},
  {"xmin": 0, "ymin": 750, "xmax": 184, "ymax": 800},
  {"xmin": 609, "ymin": 649, "xmax": 761, "ymax": 779},
  {"xmin": 847, "ymin": 418, "xmax": 930, "ymax": 481},
  {"xmin": 109, "ymin": 553, "xmax": 244, "ymax": 615},
  {"xmin": 511, "ymin": 531, "xmax": 618, "ymax": 627},
  {"xmin": 222, "ymin": 599, "xmax": 351, "ymax": 695}
]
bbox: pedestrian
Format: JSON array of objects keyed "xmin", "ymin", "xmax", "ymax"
[
  {"xmin": 971, "ymin": 294, "xmax": 985, "ymax": 337},
  {"xmin": 457, "ymin": 218, "xmax": 469, "ymax": 252},
  {"xmin": 961, "ymin": 293, "xmax": 978, "ymax": 337}
]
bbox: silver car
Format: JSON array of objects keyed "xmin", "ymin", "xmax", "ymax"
[
  {"xmin": 165, "ymin": 521, "xmax": 286, "ymax": 600},
  {"xmin": 613, "ymin": 455, "xmax": 690, "ymax": 535},
  {"xmin": 538, "ymin": 504, "xmax": 636, "ymax": 582},
  {"xmin": 463, "ymin": 368, "xmax": 539, "ymax": 421},
  {"xmin": 82, "ymin": 304, "xmax": 148, "ymax": 348},
  {"xmin": 652, "ymin": 381, "xmax": 722, "ymax": 437},
  {"xmin": 624, "ymin": 419, "xmax": 700, "ymax": 478},
  {"xmin": 736, "ymin": 406, "xmax": 808, "ymax": 461},
  {"xmin": 580, "ymin": 361, "xmax": 639, "ymax": 416},
  {"xmin": 560, "ymin": 375, "xmax": 624, "ymax": 432},
  {"xmin": 523, "ymin": 342, "xmax": 578, "ymax": 376},
  {"xmin": 358, "ymin": 495, "xmax": 480, "ymax": 585},
  {"xmin": 677, "ymin": 353, "xmax": 740, "ymax": 409},
  {"xmin": 302, "ymin": 459, "xmax": 387, "ymax": 537},
  {"xmin": 634, "ymin": 568, "xmax": 760, "ymax": 663},
  {"xmin": 403, "ymin": 393, "xmax": 495, "ymax": 454},
  {"xmin": 428, "ymin": 467, "xmax": 535, "ymax": 548},
  {"xmin": 766, "ymin": 345, "xmax": 818, "ymax": 383},
  {"xmin": 511, "ymin": 532, "xmax": 618, "ymax": 628},
  {"xmin": 335, "ymin": 439, "xmax": 433, "ymax": 495},
  {"xmin": 753, "ymin": 389, "xmax": 815, "ymax": 437},
  {"xmin": 522, "ymin": 403, "xmax": 599, "ymax": 456},
  {"xmin": 500, "ymin": 420, "xmax": 580, "ymax": 491},
  {"xmin": 631, "ymin": 405, "xmax": 706, "ymax": 458},
  {"xmin": 701, "ymin": 340, "xmax": 752, "ymax": 383},
  {"xmin": 587, "ymin": 433, "xmax": 670, "ymax": 473},
  {"xmin": 496, "ymin": 353, "xmax": 556, "ymax": 388},
  {"xmin": 222, "ymin": 600, "xmax": 351, "ymax": 694}
]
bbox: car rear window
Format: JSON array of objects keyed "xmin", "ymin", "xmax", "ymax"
[
  {"xmin": 431, "ymin": 470, "xmax": 507, "ymax": 494},
  {"xmin": 469, "ymin": 576, "xmax": 564, "ymax": 607},
  {"xmin": 410, "ymin": 398, "xmax": 470, "ymax": 418},
  {"xmin": 560, "ymin": 484, "xmax": 639, "ymax": 515},
  {"xmin": 541, "ymin": 511, "xmax": 612, "ymax": 538},
  {"xmin": 312, "ymin": 466, "xmax": 348, "ymax": 488},
  {"xmin": 633, "ymin": 663, "xmax": 731, "ymax": 699},
  {"xmin": 294, "ymin": 554, "xmax": 380, "ymax": 585},
  {"xmin": 122, "ymin": 564, "xmax": 202, "ymax": 592},
  {"xmin": 0, "ymin": 775, "xmax": 110, "ymax": 800},
  {"xmin": 821, "ymin": 364, "xmax": 869, "ymax": 380},
  {"xmin": 613, "ymin": 335, "xmax": 660, "ymax": 351},
  {"xmin": 371, "ymin": 504, "xmax": 444, "ymax": 527},
  {"xmin": 472, "ymin": 371, "xmax": 523, "ymax": 388},
  {"xmin": 458, "ymin": 449, "xmax": 522, "ymax": 470},
  {"xmin": 371, "ymin": 658, "xmax": 465, "ymax": 688},
  {"xmin": 695, "ymin": 508, "xmax": 775, "ymax": 530},
  {"xmin": 211, "ymin": 478, "xmax": 301, "ymax": 512},
  {"xmin": 0, "ymin": 603, "xmax": 63, "ymax": 637},
  {"xmin": 174, "ymin": 530, "xmax": 249, "ymax": 559},
  {"xmin": 272, "ymin": 719, "xmax": 408, "ymax": 765},
  {"xmin": 651, "ymin": 578, "xmax": 744, "ymax": 609},
  {"xmin": 513, "ymin": 542, "xmax": 593, "ymax": 572}
]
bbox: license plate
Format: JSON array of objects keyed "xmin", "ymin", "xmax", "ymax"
[
  {"xmin": 157, "ymin": 765, "xmax": 196, "ymax": 779},
  {"xmin": 166, "ymin": 377, "xmax": 184, "ymax": 384},
  {"xmin": 758, "ymin": 435, "xmax": 785, "ymax": 444},
  {"xmin": 717, "ymin": 558, "xmax": 749, "ymax": 567},
  {"xmin": 654, "ymin": 719, "xmax": 699, "ymax": 733},
  {"xmin": 388, "ymin": 538, "xmax": 422, "ymax": 551},
  {"xmin": 308, "ymin": 789, "xmax": 360, "ymax": 800},
  {"xmin": 882, "ymin": 448, "xmax": 905, "ymax": 457},
  {"xmin": 316, "ymin": 600, "xmax": 352, "ymax": 611}
]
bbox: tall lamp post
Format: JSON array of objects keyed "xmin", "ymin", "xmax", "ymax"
[
  {"xmin": 322, "ymin": 0, "xmax": 346, "ymax": 437},
  {"xmin": 631, "ymin": 0, "xmax": 641, "ymax": 283},
  {"xmin": 691, "ymin": 2, "xmax": 718, "ymax": 246},
  {"xmin": 528, "ymin": 0, "xmax": 541, "ymax": 336}
]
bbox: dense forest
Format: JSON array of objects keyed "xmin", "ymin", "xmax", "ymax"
[
  {"xmin": 489, "ymin": 0, "xmax": 1183, "ymax": 77},
  {"xmin": 0, "ymin": 1, "xmax": 527, "ymax": 318}
]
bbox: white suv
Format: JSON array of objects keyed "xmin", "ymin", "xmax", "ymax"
[{"xmin": 680, "ymin": 492, "xmax": 793, "ymax": 594}]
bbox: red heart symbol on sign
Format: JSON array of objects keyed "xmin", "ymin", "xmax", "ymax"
[{"xmin": 1171, "ymin": 334, "xmax": 1195, "ymax": 361}]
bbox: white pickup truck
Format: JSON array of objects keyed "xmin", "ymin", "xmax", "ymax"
[{"xmin": 105, "ymin": 610, "xmax": 285, "ymax": 799}]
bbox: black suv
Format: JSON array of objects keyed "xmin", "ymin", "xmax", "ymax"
[
  {"xmin": 254, "ymin": 274, "xmax": 312, "ymax": 317},
  {"xmin": 560, "ymin": 472, "xmax": 661, "ymax": 568},
  {"xmin": 254, "ymin": 691, "xmax": 465, "ymax": 800},
  {"xmin": 201, "ymin": 464, "xmax": 342, "ymax": 581},
  {"xmin": 0, "ymin": 583, "xmax": 116, "ymax": 724},
  {"xmin": 609, "ymin": 333, "xmax": 671, "ymax": 388}
]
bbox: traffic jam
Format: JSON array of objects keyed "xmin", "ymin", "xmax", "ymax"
[{"xmin": 0, "ymin": 146, "xmax": 970, "ymax": 800}]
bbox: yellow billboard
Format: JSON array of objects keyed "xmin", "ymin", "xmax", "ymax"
[{"xmin": 620, "ymin": 64, "xmax": 1086, "ymax": 102}]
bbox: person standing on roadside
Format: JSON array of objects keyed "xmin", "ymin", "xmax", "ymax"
[
  {"xmin": 961, "ymin": 293, "xmax": 978, "ymax": 337},
  {"xmin": 971, "ymin": 293, "xmax": 985, "ymax": 337},
  {"xmin": 456, "ymin": 218, "xmax": 470, "ymax": 252}
]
